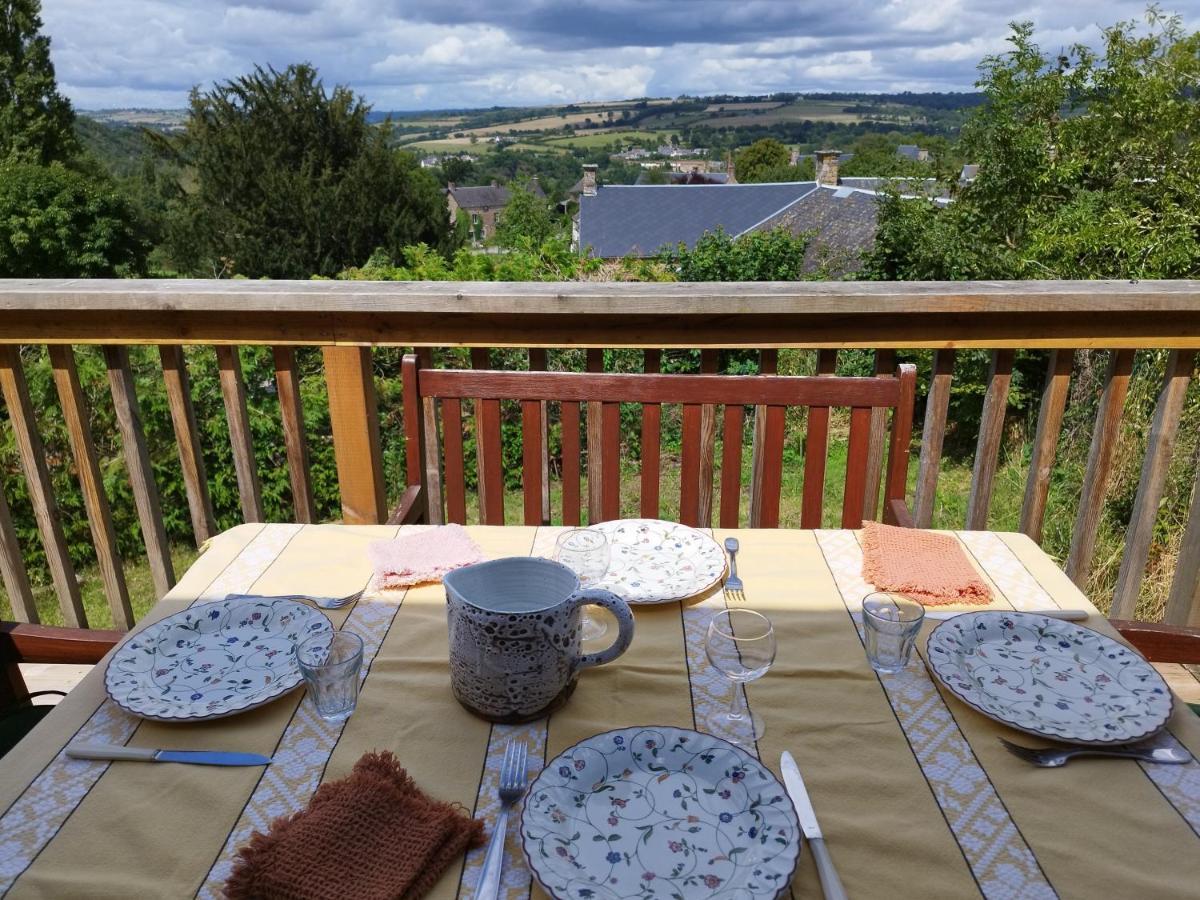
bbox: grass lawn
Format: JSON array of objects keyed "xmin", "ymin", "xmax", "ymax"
[{"xmin": 541, "ymin": 129, "xmax": 671, "ymax": 149}]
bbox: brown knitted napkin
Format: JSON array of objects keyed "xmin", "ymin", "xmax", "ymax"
[
  {"xmin": 225, "ymin": 751, "xmax": 483, "ymax": 900},
  {"xmin": 861, "ymin": 521, "xmax": 993, "ymax": 606}
]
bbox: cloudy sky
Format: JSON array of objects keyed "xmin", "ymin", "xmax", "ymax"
[{"xmin": 41, "ymin": 0, "xmax": 1199, "ymax": 110}]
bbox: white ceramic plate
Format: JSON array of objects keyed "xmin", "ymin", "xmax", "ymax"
[
  {"xmin": 105, "ymin": 597, "xmax": 333, "ymax": 722},
  {"xmin": 591, "ymin": 519, "xmax": 726, "ymax": 604},
  {"xmin": 926, "ymin": 611, "xmax": 1173, "ymax": 745},
  {"xmin": 521, "ymin": 726, "xmax": 800, "ymax": 900}
]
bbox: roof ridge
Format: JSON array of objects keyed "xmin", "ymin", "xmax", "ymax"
[{"xmin": 732, "ymin": 184, "xmax": 820, "ymax": 238}]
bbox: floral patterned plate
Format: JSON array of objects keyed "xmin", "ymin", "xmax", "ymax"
[
  {"xmin": 927, "ymin": 611, "xmax": 1173, "ymax": 745},
  {"xmin": 105, "ymin": 597, "xmax": 333, "ymax": 722},
  {"xmin": 521, "ymin": 726, "xmax": 800, "ymax": 899},
  {"xmin": 590, "ymin": 520, "xmax": 726, "ymax": 604}
]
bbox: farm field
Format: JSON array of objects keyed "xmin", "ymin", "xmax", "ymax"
[{"xmin": 541, "ymin": 129, "xmax": 672, "ymax": 149}]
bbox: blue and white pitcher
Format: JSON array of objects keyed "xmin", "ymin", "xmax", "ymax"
[{"xmin": 444, "ymin": 557, "xmax": 635, "ymax": 722}]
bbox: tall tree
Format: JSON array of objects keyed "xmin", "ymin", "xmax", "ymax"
[
  {"xmin": 0, "ymin": 0, "xmax": 78, "ymax": 164},
  {"xmin": 163, "ymin": 64, "xmax": 455, "ymax": 279},
  {"xmin": 867, "ymin": 10, "xmax": 1200, "ymax": 281}
]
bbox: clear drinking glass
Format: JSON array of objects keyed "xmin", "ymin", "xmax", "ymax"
[
  {"xmin": 861, "ymin": 593, "xmax": 925, "ymax": 674},
  {"xmin": 554, "ymin": 528, "xmax": 612, "ymax": 640},
  {"xmin": 704, "ymin": 609, "xmax": 776, "ymax": 744},
  {"xmin": 296, "ymin": 631, "xmax": 364, "ymax": 723}
]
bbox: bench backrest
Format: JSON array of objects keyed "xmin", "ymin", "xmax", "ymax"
[{"xmin": 401, "ymin": 354, "xmax": 916, "ymax": 529}]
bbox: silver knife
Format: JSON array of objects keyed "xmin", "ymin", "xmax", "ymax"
[
  {"xmin": 780, "ymin": 751, "xmax": 847, "ymax": 900},
  {"xmin": 66, "ymin": 744, "xmax": 271, "ymax": 766},
  {"xmin": 925, "ymin": 608, "xmax": 1088, "ymax": 622}
]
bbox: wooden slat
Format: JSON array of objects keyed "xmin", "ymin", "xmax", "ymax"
[
  {"xmin": 1065, "ymin": 349, "xmax": 1135, "ymax": 586},
  {"xmin": 0, "ymin": 486, "xmax": 36, "ymax": 623},
  {"xmin": 158, "ymin": 346, "xmax": 216, "ymax": 545},
  {"xmin": 216, "ymin": 345, "xmax": 264, "ymax": 523},
  {"xmin": 601, "ymin": 400, "xmax": 621, "ymax": 521},
  {"xmin": 965, "ymin": 349, "xmax": 1014, "ymax": 530},
  {"xmin": 757, "ymin": 406, "xmax": 786, "ymax": 528},
  {"xmin": 640, "ymin": 350, "xmax": 662, "ymax": 518},
  {"xmin": 697, "ymin": 349, "xmax": 719, "ymax": 526},
  {"xmin": 801, "ymin": 349, "xmax": 838, "ymax": 528},
  {"xmin": 680, "ymin": 403, "xmax": 702, "ymax": 527},
  {"xmin": 418, "ymin": 370, "xmax": 902, "ymax": 406},
  {"xmin": 863, "ymin": 350, "xmax": 895, "ymax": 521},
  {"xmin": 586, "ymin": 349, "xmax": 603, "ymax": 524},
  {"xmin": 843, "ymin": 406, "xmax": 872, "ymax": 529},
  {"xmin": 748, "ymin": 349, "xmax": 778, "ymax": 527},
  {"xmin": 477, "ymin": 393, "xmax": 505, "ymax": 525},
  {"xmin": 49, "ymin": 345, "xmax": 133, "ymax": 629},
  {"xmin": 442, "ymin": 398, "xmax": 467, "ymax": 524},
  {"xmin": 1165, "ymin": 460, "xmax": 1200, "ymax": 627},
  {"xmin": 104, "ymin": 345, "xmax": 175, "ymax": 600},
  {"xmin": 272, "ymin": 346, "xmax": 315, "ymax": 523},
  {"xmin": 719, "ymin": 403, "xmax": 745, "ymax": 528},
  {"xmin": 883, "ymin": 364, "xmax": 917, "ymax": 517},
  {"xmin": 0, "ymin": 345, "xmax": 84, "ymax": 627},
  {"xmin": 1111, "ymin": 620, "xmax": 1200, "ymax": 664},
  {"xmin": 470, "ymin": 348, "xmax": 495, "ymax": 525},
  {"xmin": 562, "ymin": 401, "xmax": 581, "ymax": 526},
  {"xmin": 416, "ymin": 348, "xmax": 443, "ymax": 524},
  {"xmin": 1110, "ymin": 350, "xmax": 1195, "ymax": 618},
  {"xmin": 521, "ymin": 400, "xmax": 542, "ymax": 525},
  {"xmin": 1019, "ymin": 349, "xmax": 1074, "ymax": 542},
  {"xmin": 399, "ymin": 353, "xmax": 427, "ymax": 525},
  {"xmin": 913, "ymin": 349, "xmax": 955, "ymax": 528},
  {"xmin": 528, "ymin": 348, "xmax": 551, "ymax": 525},
  {"xmin": 10, "ymin": 279, "xmax": 1200, "ymax": 350},
  {"xmin": 323, "ymin": 345, "xmax": 387, "ymax": 524}
]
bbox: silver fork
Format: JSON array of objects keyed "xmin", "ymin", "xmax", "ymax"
[
  {"xmin": 723, "ymin": 537, "xmax": 745, "ymax": 603},
  {"xmin": 998, "ymin": 736, "xmax": 1191, "ymax": 768},
  {"xmin": 474, "ymin": 739, "xmax": 529, "ymax": 900},
  {"xmin": 225, "ymin": 588, "xmax": 366, "ymax": 610}
]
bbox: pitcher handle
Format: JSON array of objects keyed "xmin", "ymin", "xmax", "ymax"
[{"xmin": 570, "ymin": 588, "xmax": 635, "ymax": 669}]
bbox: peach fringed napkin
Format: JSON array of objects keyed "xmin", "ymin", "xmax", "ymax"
[
  {"xmin": 225, "ymin": 751, "xmax": 483, "ymax": 900},
  {"xmin": 368, "ymin": 524, "xmax": 485, "ymax": 590},
  {"xmin": 861, "ymin": 521, "xmax": 993, "ymax": 606}
]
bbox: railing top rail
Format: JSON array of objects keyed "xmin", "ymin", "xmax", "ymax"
[{"xmin": 2, "ymin": 279, "xmax": 1199, "ymax": 348}]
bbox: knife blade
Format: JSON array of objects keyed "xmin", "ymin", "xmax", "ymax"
[
  {"xmin": 925, "ymin": 608, "xmax": 1088, "ymax": 622},
  {"xmin": 67, "ymin": 744, "xmax": 271, "ymax": 766},
  {"xmin": 780, "ymin": 751, "xmax": 847, "ymax": 900}
]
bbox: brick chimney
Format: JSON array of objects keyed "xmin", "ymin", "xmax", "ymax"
[
  {"xmin": 582, "ymin": 164, "xmax": 598, "ymax": 196},
  {"xmin": 725, "ymin": 151, "xmax": 737, "ymax": 184},
  {"xmin": 814, "ymin": 150, "xmax": 840, "ymax": 186}
]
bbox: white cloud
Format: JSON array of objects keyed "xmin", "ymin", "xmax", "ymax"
[{"xmin": 37, "ymin": 0, "xmax": 1200, "ymax": 109}]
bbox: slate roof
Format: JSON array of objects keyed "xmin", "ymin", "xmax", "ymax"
[
  {"xmin": 755, "ymin": 187, "xmax": 880, "ymax": 275},
  {"xmin": 578, "ymin": 182, "xmax": 818, "ymax": 258},
  {"xmin": 897, "ymin": 144, "xmax": 922, "ymax": 161},
  {"xmin": 634, "ymin": 171, "xmax": 730, "ymax": 185},
  {"xmin": 449, "ymin": 181, "xmax": 545, "ymax": 210}
]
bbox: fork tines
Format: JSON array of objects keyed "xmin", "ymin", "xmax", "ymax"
[
  {"xmin": 499, "ymin": 739, "xmax": 529, "ymax": 796},
  {"xmin": 724, "ymin": 588, "xmax": 747, "ymax": 603}
]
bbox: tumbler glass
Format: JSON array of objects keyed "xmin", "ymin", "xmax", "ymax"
[
  {"xmin": 861, "ymin": 593, "xmax": 925, "ymax": 674},
  {"xmin": 296, "ymin": 631, "xmax": 364, "ymax": 723}
]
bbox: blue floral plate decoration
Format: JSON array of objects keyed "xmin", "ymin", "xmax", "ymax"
[
  {"xmin": 927, "ymin": 611, "xmax": 1173, "ymax": 745},
  {"xmin": 521, "ymin": 725, "xmax": 800, "ymax": 899},
  {"xmin": 105, "ymin": 597, "xmax": 333, "ymax": 722}
]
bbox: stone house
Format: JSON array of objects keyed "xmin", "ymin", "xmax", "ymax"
[{"xmin": 446, "ymin": 179, "xmax": 546, "ymax": 245}]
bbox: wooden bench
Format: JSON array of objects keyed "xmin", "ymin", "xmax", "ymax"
[{"xmin": 396, "ymin": 354, "xmax": 918, "ymax": 529}]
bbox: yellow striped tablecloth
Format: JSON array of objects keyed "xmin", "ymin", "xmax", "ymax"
[{"xmin": 1, "ymin": 524, "xmax": 1198, "ymax": 899}]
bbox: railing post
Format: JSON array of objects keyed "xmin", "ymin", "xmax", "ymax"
[
  {"xmin": 1110, "ymin": 351, "xmax": 1195, "ymax": 619},
  {"xmin": 0, "ymin": 345, "xmax": 85, "ymax": 627},
  {"xmin": 863, "ymin": 350, "xmax": 895, "ymax": 522},
  {"xmin": 0, "ymin": 486, "xmax": 36, "ymax": 622},
  {"xmin": 322, "ymin": 345, "xmax": 387, "ymax": 524},
  {"xmin": 159, "ymin": 346, "xmax": 217, "ymax": 546},
  {"xmin": 586, "ymin": 349, "xmax": 603, "ymax": 524},
  {"xmin": 216, "ymin": 346, "xmax": 264, "ymax": 523},
  {"xmin": 416, "ymin": 348, "xmax": 444, "ymax": 525},
  {"xmin": 1065, "ymin": 350, "xmax": 1134, "ymax": 587},
  {"xmin": 749, "ymin": 349, "xmax": 779, "ymax": 528},
  {"xmin": 913, "ymin": 349, "xmax": 955, "ymax": 528},
  {"xmin": 1164, "ymin": 460, "xmax": 1200, "ymax": 627},
  {"xmin": 529, "ymin": 349, "xmax": 551, "ymax": 525},
  {"xmin": 965, "ymin": 349, "xmax": 1014, "ymax": 530},
  {"xmin": 272, "ymin": 347, "xmax": 315, "ymax": 523},
  {"xmin": 1019, "ymin": 350, "xmax": 1074, "ymax": 543}
]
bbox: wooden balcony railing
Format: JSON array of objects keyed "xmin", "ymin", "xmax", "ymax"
[{"xmin": 0, "ymin": 278, "xmax": 1198, "ymax": 632}]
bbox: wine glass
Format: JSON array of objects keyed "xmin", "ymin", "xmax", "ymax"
[
  {"xmin": 554, "ymin": 528, "xmax": 611, "ymax": 640},
  {"xmin": 704, "ymin": 609, "xmax": 776, "ymax": 744}
]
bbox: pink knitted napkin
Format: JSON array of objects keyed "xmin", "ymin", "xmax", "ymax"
[
  {"xmin": 368, "ymin": 525, "xmax": 485, "ymax": 590},
  {"xmin": 861, "ymin": 521, "xmax": 993, "ymax": 606}
]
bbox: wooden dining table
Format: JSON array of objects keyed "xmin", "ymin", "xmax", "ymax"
[{"xmin": 1, "ymin": 523, "xmax": 1198, "ymax": 899}]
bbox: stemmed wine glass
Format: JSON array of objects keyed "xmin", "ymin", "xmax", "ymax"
[
  {"xmin": 705, "ymin": 609, "xmax": 776, "ymax": 744},
  {"xmin": 553, "ymin": 528, "xmax": 611, "ymax": 641}
]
